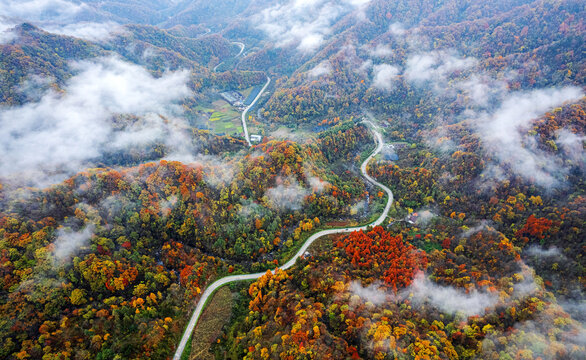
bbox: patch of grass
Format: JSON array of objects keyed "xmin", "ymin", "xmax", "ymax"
[
  {"xmin": 419, "ymin": 241, "xmax": 442, "ymax": 253},
  {"xmin": 188, "ymin": 287, "xmax": 233, "ymax": 360},
  {"xmin": 240, "ymin": 86, "xmax": 254, "ymax": 98},
  {"xmin": 197, "ymin": 98, "xmax": 244, "ymax": 136},
  {"xmin": 244, "ymin": 86, "xmax": 262, "ymax": 105},
  {"xmin": 194, "ymin": 105, "xmax": 215, "ymax": 113},
  {"xmin": 211, "ymin": 100, "xmax": 227, "ymax": 107},
  {"xmin": 210, "ymin": 283, "xmax": 253, "ymax": 359},
  {"xmin": 209, "ymin": 112, "xmax": 223, "ymax": 122},
  {"xmin": 180, "ymin": 335, "xmax": 192, "ymax": 360}
]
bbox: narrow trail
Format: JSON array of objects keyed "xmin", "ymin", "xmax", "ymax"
[{"xmin": 173, "ymin": 120, "xmax": 393, "ymax": 359}]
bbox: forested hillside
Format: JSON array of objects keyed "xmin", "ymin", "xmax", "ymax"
[
  {"xmin": 0, "ymin": 0, "xmax": 584, "ymax": 359},
  {"xmin": 0, "ymin": 114, "xmax": 378, "ymax": 358}
]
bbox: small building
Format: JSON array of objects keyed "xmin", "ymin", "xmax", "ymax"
[
  {"xmin": 384, "ymin": 152, "xmax": 399, "ymax": 161},
  {"xmin": 382, "ymin": 144, "xmax": 399, "ymax": 161},
  {"xmin": 220, "ymin": 90, "xmax": 245, "ymax": 107},
  {"xmin": 406, "ymin": 212, "xmax": 419, "ymax": 224},
  {"xmin": 250, "ymin": 134, "xmax": 263, "ymax": 143},
  {"xmin": 390, "ymin": 142, "xmax": 409, "ymax": 149}
]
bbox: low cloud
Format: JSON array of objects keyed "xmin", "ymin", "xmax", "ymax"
[
  {"xmin": 0, "ymin": 17, "xmax": 18, "ymax": 44},
  {"xmin": 0, "ymin": 29, "xmax": 16, "ymax": 44},
  {"xmin": 414, "ymin": 209, "xmax": 436, "ymax": 227},
  {"xmin": 473, "ymin": 87, "xmax": 584, "ymax": 187},
  {"xmin": 405, "ymin": 51, "xmax": 477, "ymax": 85},
  {"xmin": 388, "ymin": 23, "xmax": 406, "ymax": 36},
  {"xmin": 456, "ymin": 75, "xmax": 507, "ymax": 107},
  {"xmin": 525, "ymin": 246, "xmax": 563, "ymax": 258},
  {"xmin": 480, "ymin": 303, "xmax": 586, "ymax": 359},
  {"xmin": 0, "ymin": 0, "xmax": 122, "ymax": 44},
  {"xmin": 266, "ymin": 177, "xmax": 309, "ymax": 211},
  {"xmin": 159, "ymin": 195, "xmax": 178, "ymax": 218},
  {"xmin": 368, "ymin": 44, "xmax": 393, "ymax": 58},
  {"xmin": 0, "ymin": 56, "xmax": 191, "ymax": 187},
  {"xmin": 477, "ymin": 164, "xmax": 508, "ymax": 193},
  {"xmin": 423, "ymin": 127, "xmax": 457, "ymax": 154},
  {"xmin": 460, "ymin": 221, "xmax": 494, "ymax": 239},
  {"xmin": 512, "ymin": 267, "xmax": 539, "ymax": 299},
  {"xmin": 356, "ymin": 59, "xmax": 373, "ymax": 76},
  {"xmin": 407, "ymin": 272, "xmax": 499, "ymax": 316},
  {"xmin": 192, "ymin": 155, "xmax": 235, "ymax": 188},
  {"xmin": 348, "ymin": 273, "xmax": 499, "ymax": 317},
  {"xmin": 44, "ymin": 21, "xmax": 126, "ymax": 42},
  {"xmin": 0, "ymin": 0, "xmax": 85, "ymax": 23},
  {"xmin": 16, "ymin": 74, "xmax": 56, "ymax": 102},
  {"xmin": 307, "ymin": 61, "xmax": 333, "ymax": 78},
  {"xmin": 350, "ymin": 281, "xmax": 387, "ymax": 305},
  {"xmin": 304, "ymin": 164, "xmax": 330, "ymax": 193},
  {"xmin": 556, "ymin": 128, "xmax": 586, "ymax": 165},
  {"xmin": 372, "ymin": 64, "xmax": 400, "ymax": 91},
  {"xmin": 558, "ymin": 301, "xmax": 586, "ymax": 324},
  {"xmin": 396, "ymin": 45, "xmax": 583, "ymax": 190},
  {"xmin": 255, "ymin": 0, "xmax": 371, "ymax": 53},
  {"xmin": 53, "ymin": 224, "xmax": 94, "ymax": 262},
  {"xmin": 307, "ymin": 175, "xmax": 330, "ymax": 193},
  {"xmin": 238, "ymin": 201, "xmax": 268, "ymax": 220},
  {"xmin": 350, "ymin": 200, "xmax": 366, "ymax": 215},
  {"xmin": 95, "ymin": 195, "xmax": 128, "ymax": 223},
  {"xmin": 269, "ymin": 127, "xmax": 314, "ymax": 144}
]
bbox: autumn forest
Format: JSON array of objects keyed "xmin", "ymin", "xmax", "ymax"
[{"xmin": 0, "ymin": 1, "xmax": 584, "ymax": 360}]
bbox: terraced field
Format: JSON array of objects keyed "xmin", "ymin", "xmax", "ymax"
[{"xmin": 195, "ymin": 100, "xmax": 242, "ymax": 135}]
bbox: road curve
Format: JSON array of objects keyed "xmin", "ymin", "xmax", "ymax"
[
  {"xmin": 233, "ymin": 42, "xmax": 245, "ymax": 57},
  {"xmin": 241, "ymin": 75, "xmax": 271, "ymax": 146},
  {"xmin": 210, "ymin": 40, "xmax": 269, "ymax": 146},
  {"xmin": 173, "ymin": 121, "xmax": 393, "ymax": 359},
  {"xmin": 213, "ymin": 42, "xmax": 246, "ymax": 72}
]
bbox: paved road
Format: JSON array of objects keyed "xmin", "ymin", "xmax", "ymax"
[
  {"xmin": 210, "ymin": 40, "xmax": 270, "ymax": 147},
  {"xmin": 233, "ymin": 42, "xmax": 245, "ymax": 57},
  {"xmin": 172, "ymin": 121, "xmax": 392, "ymax": 359},
  {"xmin": 241, "ymin": 75, "xmax": 271, "ymax": 146},
  {"xmin": 213, "ymin": 42, "xmax": 246, "ymax": 72}
]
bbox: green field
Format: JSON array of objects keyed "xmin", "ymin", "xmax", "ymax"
[
  {"xmin": 240, "ymin": 86, "xmax": 254, "ymax": 99},
  {"xmin": 195, "ymin": 99, "xmax": 243, "ymax": 136},
  {"xmin": 192, "ymin": 87, "xmax": 258, "ymax": 136}
]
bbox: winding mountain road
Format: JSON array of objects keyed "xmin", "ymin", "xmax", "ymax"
[
  {"xmin": 241, "ymin": 76, "xmax": 271, "ymax": 146},
  {"xmin": 233, "ymin": 42, "xmax": 245, "ymax": 57},
  {"xmin": 210, "ymin": 40, "xmax": 270, "ymax": 146},
  {"xmin": 173, "ymin": 120, "xmax": 393, "ymax": 359},
  {"xmin": 213, "ymin": 41, "xmax": 246, "ymax": 72}
]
